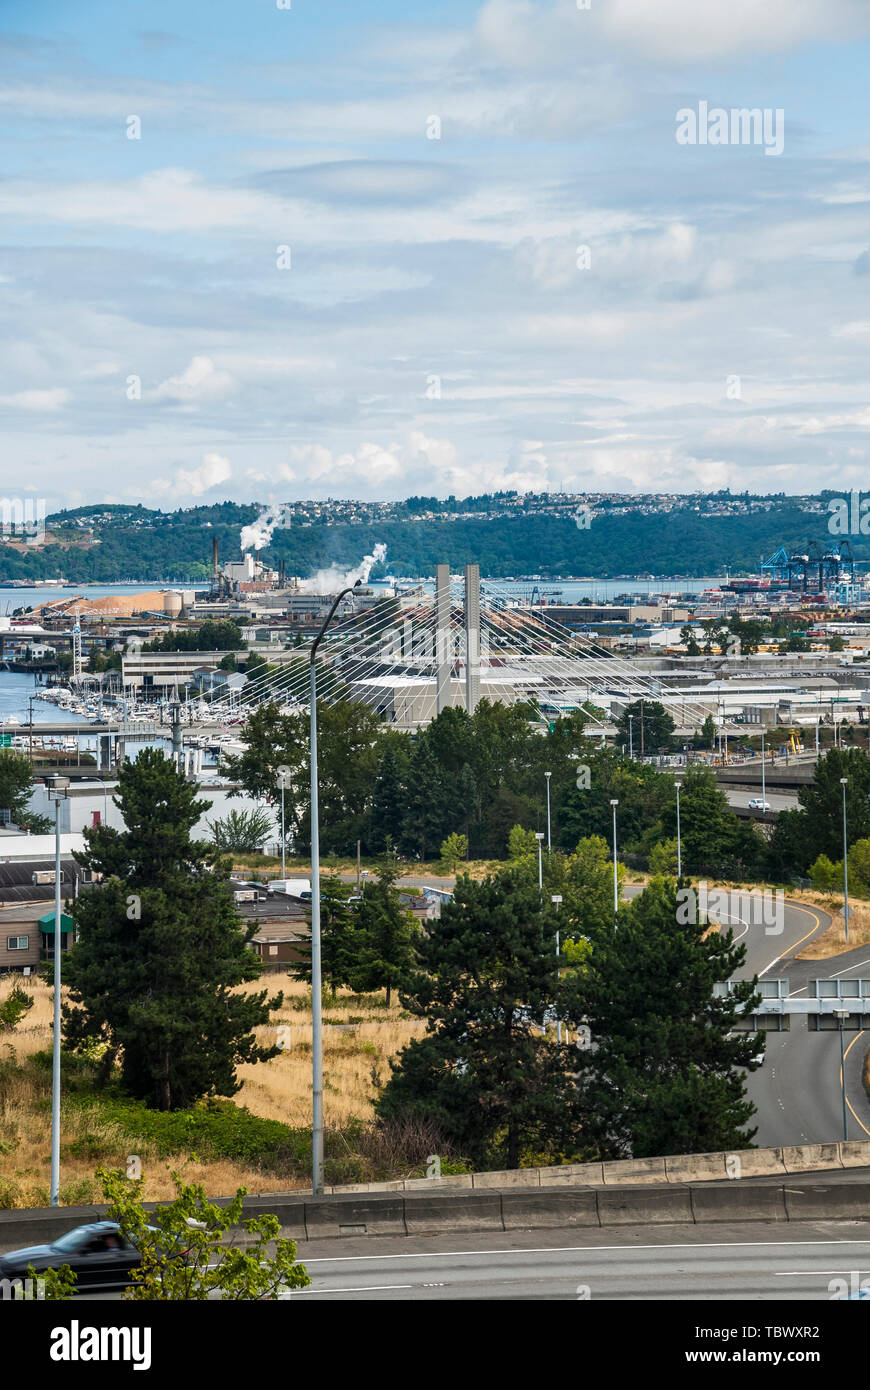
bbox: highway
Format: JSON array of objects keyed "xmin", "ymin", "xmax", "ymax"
[
  {"xmin": 73, "ymin": 1224, "xmax": 870, "ymax": 1301},
  {"xmin": 725, "ymin": 788, "xmax": 798, "ymax": 815},
  {"xmin": 623, "ymin": 882, "xmax": 870, "ymax": 1144},
  {"xmin": 284, "ymin": 1226, "xmax": 870, "ymax": 1300}
]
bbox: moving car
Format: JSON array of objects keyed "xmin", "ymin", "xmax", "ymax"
[
  {"xmin": 0, "ymin": 1219, "xmax": 190, "ymax": 1294},
  {"xmin": 0, "ymin": 1222, "xmax": 142, "ymax": 1293},
  {"xmin": 747, "ymin": 797, "xmax": 771, "ymax": 810}
]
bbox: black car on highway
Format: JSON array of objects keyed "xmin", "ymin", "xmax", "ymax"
[{"xmin": 0, "ymin": 1221, "xmax": 146, "ymax": 1293}]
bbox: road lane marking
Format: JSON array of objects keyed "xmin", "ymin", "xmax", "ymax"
[
  {"xmin": 295, "ymin": 1284, "xmax": 413, "ymax": 1294},
  {"xmin": 302, "ymin": 1237, "xmax": 870, "ymax": 1264},
  {"xmin": 843, "ymin": 1030, "xmax": 870, "ymax": 1138},
  {"xmin": 760, "ymin": 905, "xmax": 826, "ymax": 979}
]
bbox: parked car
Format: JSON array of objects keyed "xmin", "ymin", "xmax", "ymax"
[
  {"xmin": 0, "ymin": 1219, "xmax": 189, "ymax": 1294},
  {"xmin": 747, "ymin": 797, "xmax": 771, "ymax": 810}
]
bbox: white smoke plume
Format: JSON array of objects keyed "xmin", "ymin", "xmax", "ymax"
[
  {"xmin": 298, "ymin": 542, "xmax": 387, "ymax": 595},
  {"xmin": 241, "ymin": 503, "xmax": 291, "ymax": 552}
]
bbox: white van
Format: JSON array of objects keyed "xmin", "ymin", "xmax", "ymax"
[{"xmin": 267, "ymin": 878, "xmax": 311, "ymax": 900}]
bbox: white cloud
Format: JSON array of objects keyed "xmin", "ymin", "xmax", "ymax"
[
  {"xmin": 153, "ymin": 452, "xmax": 233, "ymax": 499},
  {"xmin": 153, "ymin": 356, "xmax": 235, "ymax": 406},
  {"xmin": 473, "ymin": 0, "xmax": 870, "ymax": 68},
  {"xmin": 0, "ymin": 388, "xmax": 70, "ymax": 411}
]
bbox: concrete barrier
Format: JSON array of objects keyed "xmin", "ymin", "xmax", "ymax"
[
  {"xmin": 403, "ymin": 1192, "xmax": 503, "ymax": 1235},
  {"xmin": 241, "ymin": 1197, "xmax": 307, "ymax": 1241},
  {"xmin": 839, "ymin": 1141, "xmax": 870, "ymax": 1168},
  {"xmin": 602, "ymin": 1158, "xmax": 666, "ymax": 1186},
  {"xmin": 727, "ymin": 1148, "xmax": 787, "ymax": 1178},
  {"xmin": 402, "ymin": 1174, "xmax": 473, "ymax": 1191},
  {"xmin": 598, "ymin": 1187, "xmax": 694, "ymax": 1226},
  {"xmin": 330, "ymin": 1181, "xmax": 405, "ymax": 1194},
  {"xmin": 472, "ymin": 1168, "xmax": 541, "ymax": 1189},
  {"xmin": 303, "ymin": 1196, "xmax": 406, "ymax": 1239},
  {"xmin": 782, "ymin": 1143, "xmax": 842, "ymax": 1174},
  {"xmin": 502, "ymin": 1189, "xmax": 600, "ymax": 1229},
  {"xmin": 665, "ymin": 1153, "xmax": 728, "ymax": 1184},
  {"xmin": 540, "ymin": 1163, "xmax": 605, "ymax": 1187},
  {"xmin": 690, "ymin": 1185, "xmax": 787, "ymax": 1223},
  {"xmin": 784, "ymin": 1182, "xmax": 870, "ymax": 1222}
]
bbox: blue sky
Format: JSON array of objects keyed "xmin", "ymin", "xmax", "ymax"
[{"xmin": 3, "ymin": 0, "xmax": 870, "ymax": 510}]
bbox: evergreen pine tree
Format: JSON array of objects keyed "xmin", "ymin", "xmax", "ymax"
[
  {"xmin": 377, "ymin": 868, "xmax": 585, "ymax": 1169},
  {"xmin": 568, "ymin": 875, "xmax": 763, "ymax": 1157},
  {"xmin": 346, "ymin": 855, "xmax": 417, "ymax": 1006},
  {"xmin": 368, "ymin": 740, "xmax": 408, "ymax": 851},
  {"xmin": 403, "ymin": 739, "xmax": 449, "ymax": 859},
  {"xmin": 64, "ymin": 749, "xmax": 282, "ymax": 1110}
]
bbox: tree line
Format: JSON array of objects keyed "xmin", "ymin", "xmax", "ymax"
[{"xmin": 55, "ymin": 749, "xmax": 763, "ymax": 1169}]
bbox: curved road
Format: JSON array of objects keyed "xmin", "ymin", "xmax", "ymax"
[{"xmin": 623, "ymin": 884, "xmax": 870, "ymax": 1145}]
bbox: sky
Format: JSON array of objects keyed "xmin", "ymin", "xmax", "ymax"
[{"xmin": 3, "ymin": 0, "xmax": 870, "ymax": 510}]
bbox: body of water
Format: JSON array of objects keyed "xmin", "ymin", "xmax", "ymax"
[
  {"xmin": 1, "ymin": 574, "xmax": 728, "ymax": 728},
  {"xmin": 1, "ymin": 582, "xmax": 167, "ymax": 616}
]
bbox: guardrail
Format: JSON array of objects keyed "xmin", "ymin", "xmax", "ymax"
[{"xmin": 3, "ymin": 1141, "xmax": 869, "ymax": 1252}]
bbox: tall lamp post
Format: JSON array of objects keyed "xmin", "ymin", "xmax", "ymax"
[
  {"xmin": 835, "ymin": 1008, "xmax": 849, "ymax": 1141},
  {"xmin": 551, "ymin": 894, "xmax": 562, "ymax": 1044},
  {"xmin": 675, "ymin": 780, "xmax": 682, "ymax": 879},
  {"xmin": 276, "ymin": 766, "xmax": 291, "ymax": 880},
  {"xmin": 47, "ymin": 774, "xmax": 70, "ymax": 1207},
  {"xmin": 535, "ymin": 831, "xmax": 544, "ymax": 895},
  {"xmin": 628, "ymin": 715, "xmax": 633, "ymax": 760},
  {"xmin": 840, "ymin": 776, "xmax": 850, "ymax": 945},
  {"xmin": 309, "ymin": 580, "xmax": 360, "ymax": 1196},
  {"xmin": 760, "ymin": 727, "xmax": 766, "ymax": 814},
  {"xmin": 610, "ymin": 798, "xmax": 619, "ymax": 923},
  {"xmin": 544, "ymin": 771, "xmax": 552, "ymax": 853}
]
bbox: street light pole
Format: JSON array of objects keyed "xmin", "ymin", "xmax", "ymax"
[
  {"xmin": 761, "ymin": 727, "xmax": 766, "ymax": 814},
  {"xmin": 551, "ymin": 894, "xmax": 562, "ymax": 1044},
  {"xmin": 276, "ymin": 766, "xmax": 292, "ymax": 881},
  {"xmin": 47, "ymin": 774, "xmax": 70, "ymax": 1207},
  {"xmin": 535, "ymin": 831, "xmax": 544, "ymax": 895},
  {"xmin": 835, "ymin": 1009, "xmax": 849, "ymax": 1141},
  {"xmin": 610, "ymin": 798, "xmax": 619, "ymax": 923},
  {"xmin": 309, "ymin": 581, "xmax": 360, "ymax": 1197},
  {"xmin": 840, "ymin": 776, "xmax": 850, "ymax": 945},
  {"xmin": 628, "ymin": 715, "xmax": 633, "ymax": 760},
  {"xmin": 544, "ymin": 771, "xmax": 551, "ymax": 853},
  {"xmin": 675, "ymin": 781, "xmax": 682, "ymax": 878}
]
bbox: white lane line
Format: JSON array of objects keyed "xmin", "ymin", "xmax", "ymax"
[
  {"xmin": 775, "ymin": 1269, "xmax": 870, "ymax": 1276},
  {"xmin": 295, "ymin": 1283, "xmax": 413, "ymax": 1294},
  {"xmin": 302, "ymin": 1238, "xmax": 870, "ymax": 1264},
  {"xmin": 831, "ymin": 957, "xmax": 870, "ymax": 979}
]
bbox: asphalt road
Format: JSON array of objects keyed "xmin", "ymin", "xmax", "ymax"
[
  {"xmin": 725, "ymin": 788, "xmax": 799, "ymax": 815},
  {"xmin": 73, "ymin": 1224, "xmax": 870, "ymax": 1300},
  {"xmin": 623, "ymin": 884, "xmax": 870, "ymax": 1144}
]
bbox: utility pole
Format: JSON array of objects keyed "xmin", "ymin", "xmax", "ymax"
[
  {"xmin": 309, "ymin": 580, "xmax": 361, "ymax": 1196},
  {"xmin": 356, "ymin": 839, "xmax": 361, "ymax": 891},
  {"xmin": 835, "ymin": 1009, "xmax": 849, "ymax": 1141},
  {"xmin": 640, "ymin": 699, "xmax": 644, "ymax": 761},
  {"xmin": 544, "ymin": 771, "xmax": 552, "ymax": 853},
  {"xmin": 841, "ymin": 776, "xmax": 850, "ymax": 945},
  {"xmin": 551, "ymin": 894, "xmax": 562, "ymax": 1043},
  {"xmin": 610, "ymin": 799, "xmax": 619, "ymax": 923}
]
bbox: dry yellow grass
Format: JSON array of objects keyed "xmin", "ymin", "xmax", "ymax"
[
  {"xmin": 235, "ymin": 977, "xmax": 427, "ymax": 1128},
  {"xmin": 791, "ymin": 891, "xmax": 870, "ymax": 959},
  {"xmin": 0, "ymin": 975, "xmax": 424, "ymax": 1206}
]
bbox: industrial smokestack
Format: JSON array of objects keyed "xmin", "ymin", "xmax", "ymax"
[{"xmin": 212, "ymin": 536, "xmax": 219, "ymax": 578}]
